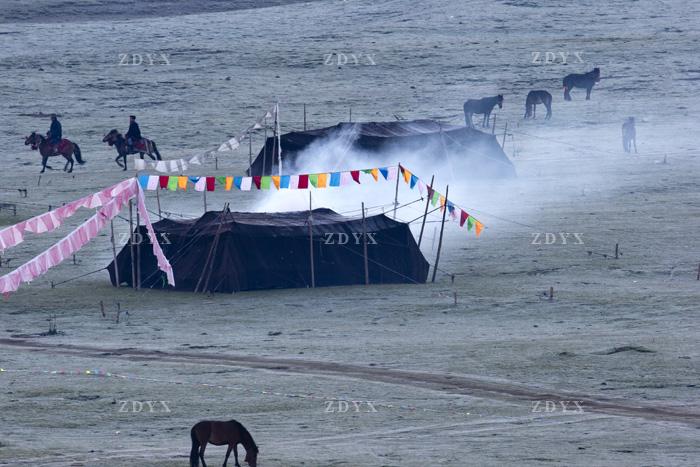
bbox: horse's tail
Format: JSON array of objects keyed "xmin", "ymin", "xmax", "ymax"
[
  {"xmin": 151, "ymin": 141, "xmax": 162, "ymax": 160},
  {"xmin": 190, "ymin": 428, "xmax": 200, "ymax": 467},
  {"xmin": 74, "ymin": 144, "xmax": 85, "ymax": 165}
]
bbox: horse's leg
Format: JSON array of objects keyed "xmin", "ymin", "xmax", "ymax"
[
  {"xmin": 232, "ymin": 444, "xmax": 240, "ymax": 467},
  {"xmin": 199, "ymin": 441, "xmax": 208, "ymax": 467},
  {"xmin": 564, "ymin": 86, "xmax": 571, "ymax": 101},
  {"xmin": 41, "ymin": 155, "xmax": 48, "ymax": 173},
  {"xmin": 633, "ymin": 138, "xmax": 637, "ymax": 154},
  {"xmin": 140, "ymin": 152, "xmax": 146, "ymax": 160},
  {"xmin": 586, "ymin": 86, "xmax": 592, "ymax": 100},
  {"xmin": 153, "ymin": 142, "xmax": 162, "ymax": 160},
  {"xmin": 123, "ymin": 154, "xmax": 128, "ymax": 171},
  {"xmin": 533, "ymin": 104, "xmax": 536, "ymax": 119},
  {"xmin": 223, "ymin": 444, "xmax": 233, "ymax": 467}
]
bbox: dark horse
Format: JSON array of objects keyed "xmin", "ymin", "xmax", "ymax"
[
  {"xmin": 463, "ymin": 95, "xmax": 503, "ymax": 128},
  {"xmin": 563, "ymin": 67, "xmax": 600, "ymax": 101},
  {"xmin": 25, "ymin": 132, "xmax": 85, "ymax": 173},
  {"xmin": 102, "ymin": 129, "xmax": 161, "ymax": 171},
  {"xmin": 190, "ymin": 419, "xmax": 258, "ymax": 467},
  {"xmin": 524, "ymin": 90, "xmax": 552, "ymax": 120}
]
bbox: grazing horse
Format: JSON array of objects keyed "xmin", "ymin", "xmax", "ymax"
[
  {"xmin": 24, "ymin": 132, "xmax": 85, "ymax": 173},
  {"xmin": 102, "ymin": 129, "xmax": 162, "ymax": 171},
  {"xmin": 524, "ymin": 90, "xmax": 552, "ymax": 120},
  {"xmin": 463, "ymin": 95, "xmax": 503, "ymax": 128},
  {"xmin": 622, "ymin": 117, "xmax": 637, "ymax": 153},
  {"xmin": 190, "ymin": 419, "xmax": 258, "ymax": 467},
  {"xmin": 563, "ymin": 67, "xmax": 600, "ymax": 101}
]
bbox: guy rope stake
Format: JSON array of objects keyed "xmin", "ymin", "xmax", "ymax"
[{"xmin": 431, "ymin": 185, "xmax": 448, "ymax": 283}]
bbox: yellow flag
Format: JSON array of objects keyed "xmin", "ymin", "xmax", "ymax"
[
  {"xmin": 402, "ymin": 167, "xmax": 411, "ymax": 183},
  {"xmin": 317, "ymin": 173, "xmax": 328, "ymax": 188},
  {"xmin": 225, "ymin": 176, "xmax": 233, "ymax": 191},
  {"xmin": 178, "ymin": 176, "xmax": 188, "ymax": 190},
  {"xmin": 475, "ymin": 220, "xmax": 484, "ymax": 237},
  {"xmin": 370, "ymin": 168, "xmax": 379, "ymax": 181},
  {"xmin": 439, "ymin": 195, "xmax": 446, "ymax": 210},
  {"xmin": 272, "ymin": 175, "xmax": 281, "ymax": 189}
]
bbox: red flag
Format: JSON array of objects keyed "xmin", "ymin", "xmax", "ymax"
[
  {"xmin": 460, "ymin": 210, "xmax": 468, "ymax": 227},
  {"xmin": 253, "ymin": 176, "xmax": 262, "ymax": 189},
  {"xmin": 159, "ymin": 176, "xmax": 169, "ymax": 189},
  {"xmin": 206, "ymin": 177, "xmax": 216, "ymax": 191},
  {"xmin": 351, "ymin": 170, "xmax": 360, "ymax": 183},
  {"xmin": 298, "ymin": 174, "xmax": 309, "ymax": 189}
]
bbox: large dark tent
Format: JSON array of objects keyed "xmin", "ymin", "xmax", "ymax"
[
  {"xmin": 108, "ymin": 209, "xmax": 429, "ymax": 293},
  {"xmin": 248, "ymin": 119, "xmax": 515, "ymax": 178}
]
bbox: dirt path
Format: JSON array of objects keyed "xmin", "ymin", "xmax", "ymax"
[{"xmin": 2, "ymin": 338, "xmax": 697, "ymax": 425}]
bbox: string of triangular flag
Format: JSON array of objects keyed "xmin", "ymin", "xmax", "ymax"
[
  {"xmin": 397, "ymin": 165, "xmax": 484, "ymax": 237},
  {"xmin": 133, "ymin": 103, "xmax": 278, "ymax": 173},
  {"xmin": 136, "ymin": 164, "xmax": 483, "ymax": 236}
]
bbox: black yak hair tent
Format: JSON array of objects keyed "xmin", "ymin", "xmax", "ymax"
[
  {"xmin": 248, "ymin": 119, "xmax": 515, "ymax": 178},
  {"xmin": 108, "ymin": 208, "xmax": 429, "ymax": 293}
]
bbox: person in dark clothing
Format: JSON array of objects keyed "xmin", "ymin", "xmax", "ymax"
[
  {"xmin": 48, "ymin": 114, "xmax": 62, "ymax": 146},
  {"xmin": 125, "ymin": 115, "xmax": 142, "ymax": 152}
]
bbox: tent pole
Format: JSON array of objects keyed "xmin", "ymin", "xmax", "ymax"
[
  {"xmin": 276, "ymin": 102, "xmax": 282, "ymax": 176},
  {"xmin": 492, "ymin": 114, "xmax": 496, "ymax": 135},
  {"xmin": 501, "ymin": 121, "xmax": 508, "ymax": 149},
  {"xmin": 362, "ymin": 202, "xmax": 369, "ymax": 285},
  {"xmin": 248, "ymin": 132, "xmax": 252, "ymax": 170},
  {"xmin": 135, "ymin": 189, "xmax": 141, "ymax": 291},
  {"xmin": 431, "ymin": 185, "xmax": 449, "ymax": 283},
  {"xmin": 203, "ymin": 189, "xmax": 207, "ymax": 213},
  {"xmin": 303, "ymin": 103, "xmax": 307, "ymax": 131},
  {"xmin": 417, "ymin": 175, "xmax": 434, "ymax": 248},
  {"xmin": 308, "ymin": 192, "xmax": 315, "ymax": 288},
  {"xmin": 128, "ymin": 200, "xmax": 136, "ymax": 289},
  {"xmin": 349, "ymin": 106, "xmax": 352, "ymax": 123},
  {"xmin": 262, "ymin": 117, "xmax": 267, "ymax": 176},
  {"xmin": 110, "ymin": 219, "xmax": 120, "ymax": 288},
  {"xmin": 392, "ymin": 163, "xmax": 401, "ymax": 219},
  {"xmin": 155, "ymin": 186, "xmax": 162, "ymax": 219}
]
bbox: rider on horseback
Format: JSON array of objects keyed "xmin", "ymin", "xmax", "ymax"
[
  {"xmin": 125, "ymin": 115, "xmax": 141, "ymax": 153},
  {"xmin": 47, "ymin": 114, "xmax": 62, "ymax": 154}
]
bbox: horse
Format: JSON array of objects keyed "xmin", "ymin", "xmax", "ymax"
[
  {"xmin": 524, "ymin": 90, "xmax": 552, "ymax": 120},
  {"xmin": 190, "ymin": 419, "xmax": 258, "ymax": 467},
  {"xmin": 463, "ymin": 95, "xmax": 503, "ymax": 128},
  {"xmin": 563, "ymin": 67, "xmax": 600, "ymax": 101},
  {"xmin": 622, "ymin": 117, "xmax": 637, "ymax": 153},
  {"xmin": 102, "ymin": 129, "xmax": 162, "ymax": 171},
  {"xmin": 24, "ymin": 132, "xmax": 85, "ymax": 173}
]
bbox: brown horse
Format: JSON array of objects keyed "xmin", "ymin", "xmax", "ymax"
[
  {"xmin": 190, "ymin": 420, "xmax": 258, "ymax": 467},
  {"xmin": 24, "ymin": 132, "xmax": 85, "ymax": 173},
  {"xmin": 102, "ymin": 129, "xmax": 162, "ymax": 171}
]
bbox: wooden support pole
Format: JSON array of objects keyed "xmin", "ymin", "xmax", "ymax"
[
  {"xmin": 135, "ymin": 195, "xmax": 141, "ymax": 291},
  {"xmin": 491, "ymin": 114, "xmax": 496, "ymax": 135},
  {"xmin": 349, "ymin": 106, "xmax": 352, "ymax": 123},
  {"xmin": 431, "ymin": 185, "xmax": 449, "ymax": 283},
  {"xmin": 203, "ymin": 190, "xmax": 207, "ymax": 212},
  {"xmin": 155, "ymin": 187, "xmax": 162, "ymax": 220},
  {"xmin": 303, "ymin": 103, "xmax": 307, "ymax": 131},
  {"xmin": 549, "ymin": 286, "xmax": 554, "ymax": 300},
  {"xmin": 262, "ymin": 117, "xmax": 268, "ymax": 176},
  {"xmin": 215, "ymin": 157, "xmax": 218, "ymax": 170},
  {"xmin": 615, "ymin": 243, "xmax": 619, "ymax": 259},
  {"xmin": 100, "ymin": 300, "xmax": 105, "ymax": 318},
  {"xmin": 418, "ymin": 175, "xmax": 435, "ymax": 248},
  {"xmin": 697, "ymin": 263, "xmax": 700, "ymax": 281},
  {"xmin": 501, "ymin": 121, "xmax": 508, "ymax": 149},
  {"xmin": 248, "ymin": 132, "xmax": 252, "ymax": 169},
  {"xmin": 110, "ymin": 219, "xmax": 120, "ymax": 287},
  {"xmin": 128, "ymin": 200, "xmax": 136, "ymax": 289},
  {"xmin": 308, "ymin": 192, "xmax": 315, "ymax": 288},
  {"xmin": 37, "ymin": 175, "xmax": 41, "ymax": 187},
  {"xmin": 362, "ymin": 202, "xmax": 369, "ymax": 285},
  {"xmin": 393, "ymin": 163, "xmax": 401, "ymax": 219}
]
